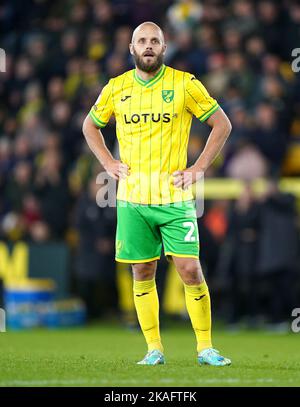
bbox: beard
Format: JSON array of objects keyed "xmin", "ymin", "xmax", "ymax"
[{"xmin": 132, "ymin": 48, "xmax": 164, "ymax": 73}]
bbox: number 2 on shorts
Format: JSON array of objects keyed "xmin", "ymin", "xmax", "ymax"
[{"xmin": 183, "ymin": 221, "xmax": 197, "ymax": 242}]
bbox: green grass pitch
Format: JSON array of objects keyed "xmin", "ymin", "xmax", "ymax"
[{"xmin": 0, "ymin": 322, "xmax": 299, "ymax": 387}]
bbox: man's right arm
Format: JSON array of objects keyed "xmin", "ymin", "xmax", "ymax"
[{"xmin": 82, "ymin": 115, "xmax": 129, "ymax": 180}]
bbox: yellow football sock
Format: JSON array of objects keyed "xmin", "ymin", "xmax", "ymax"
[
  {"xmin": 184, "ymin": 281, "xmax": 212, "ymax": 353},
  {"xmin": 133, "ymin": 278, "xmax": 163, "ymax": 353}
]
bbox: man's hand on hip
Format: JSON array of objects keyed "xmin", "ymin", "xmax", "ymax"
[
  {"xmin": 104, "ymin": 158, "xmax": 130, "ymax": 180},
  {"xmin": 172, "ymin": 165, "xmax": 204, "ymax": 190}
]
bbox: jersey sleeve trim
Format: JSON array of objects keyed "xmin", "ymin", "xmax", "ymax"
[
  {"xmin": 198, "ymin": 103, "xmax": 219, "ymax": 122},
  {"xmin": 89, "ymin": 109, "xmax": 108, "ymax": 128}
]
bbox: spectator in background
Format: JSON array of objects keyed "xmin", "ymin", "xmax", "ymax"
[
  {"xmin": 92, "ymin": 0, "xmax": 115, "ymax": 39},
  {"xmin": 203, "ymin": 52, "xmax": 230, "ymax": 99},
  {"xmin": 24, "ymin": 36, "xmax": 49, "ymax": 83},
  {"xmin": 249, "ymin": 102, "xmax": 287, "ymax": 172},
  {"xmin": 12, "ymin": 134, "xmax": 33, "ymax": 165},
  {"xmin": 167, "ymin": 0, "xmax": 202, "ymax": 33},
  {"xmin": 195, "ymin": 22, "xmax": 219, "ymax": 54},
  {"xmin": 223, "ymin": 105, "xmax": 250, "ymax": 151},
  {"xmin": 168, "ymin": 29, "xmax": 201, "ymax": 74},
  {"xmin": 75, "ymin": 177, "xmax": 116, "ymax": 319},
  {"xmin": 256, "ymin": 178, "xmax": 298, "ymax": 328},
  {"xmin": 226, "ymin": 52, "xmax": 255, "ymax": 99},
  {"xmin": 20, "ymin": 192, "xmax": 51, "ymax": 243},
  {"xmin": 86, "ymin": 28, "xmax": 108, "ymax": 65},
  {"xmin": 1, "ymin": 155, "xmax": 34, "ymax": 242},
  {"xmin": 67, "ymin": 1, "xmax": 90, "ymax": 34},
  {"xmin": 47, "ymin": 77, "xmax": 66, "ymax": 104},
  {"xmin": 64, "ymin": 57, "xmax": 84, "ymax": 101},
  {"xmin": 34, "ymin": 149, "xmax": 69, "ymax": 238},
  {"xmin": 284, "ymin": 0, "xmax": 300, "ymax": 60},
  {"xmin": 222, "ymin": 28, "xmax": 242, "ymax": 53},
  {"xmin": 257, "ymin": 0, "xmax": 283, "ymax": 56},
  {"xmin": 0, "ymin": 138, "xmax": 13, "ymax": 179},
  {"xmin": 245, "ymin": 35, "xmax": 266, "ymax": 74},
  {"xmin": 113, "ymin": 25, "xmax": 133, "ymax": 60},
  {"xmin": 225, "ymin": 141, "xmax": 268, "ymax": 180},
  {"xmin": 106, "ymin": 53, "xmax": 128, "ymax": 78},
  {"xmin": 18, "ymin": 114, "xmax": 49, "ymax": 153},
  {"xmin": 222, "ymin": 0, "xmax": 258, "ymax": 37},
  {"xmin": 6, "ymin": 161, "xmax": 33, "ymax": 213},
  {"xmin": 49, "ymin": 100, "xmax": 77, "ymax": 163},
  {"xmin": 222, "ymin": 183, "xmax": 260, "ymax": 326},
  {"xmin": 252, "ymin": 54, "xmax": 289, "ymax": 112},
  {"xmin": 17, "ymin": 81, "xmax": 44, "ymax": 125},
  {"xmin": 12, "ymin": 57, "xmax": 35, "ymax": 93}
]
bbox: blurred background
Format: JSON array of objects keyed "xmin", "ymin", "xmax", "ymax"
[{"xmin": 0, "ymin": 0, "xmax": 300, "ymax": 331}]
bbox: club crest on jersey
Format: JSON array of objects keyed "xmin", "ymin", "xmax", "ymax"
[{"xmin": 162, "ymin": 90, "xmax": 174, "ymax": 103}]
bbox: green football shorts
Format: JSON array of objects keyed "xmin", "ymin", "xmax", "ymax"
[{"xmin": 115, "ymin": 200, "xmax": 200, "ymax": 263}]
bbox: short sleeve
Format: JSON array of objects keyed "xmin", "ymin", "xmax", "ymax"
[
  {"xmin": 185, "ymin": 74, "xmax": 219, "ymax": 122},
  {"xmin": 89, "ymin": 80, "xmax": 114, "ymax": 128}
]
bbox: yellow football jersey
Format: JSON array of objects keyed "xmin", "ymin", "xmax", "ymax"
[{"xmin": 89, "ymin": 64, "xmax": 219, "ymax": 204}]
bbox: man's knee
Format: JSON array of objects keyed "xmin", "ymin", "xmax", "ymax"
[
  {"xmin": 132, "ymin": 261, "xmax": 157, "ymax": 280},
  {"xmin": 176, "ymin": 260, "xmax": 203, "ymax": 285}
]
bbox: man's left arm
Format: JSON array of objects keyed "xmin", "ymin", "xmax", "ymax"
[{"xmin": 173, "ymin": 107, "xmax": 232, "ymax": 188}]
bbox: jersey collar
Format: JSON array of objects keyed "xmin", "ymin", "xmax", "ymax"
[{"xmin": 133, "ymin": 64, "xmax": 166, "ymax": 88}]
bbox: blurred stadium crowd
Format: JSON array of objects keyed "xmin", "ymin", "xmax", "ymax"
[{"xmin": 1, "ymin": 0, "xmax": 300, "ymax": 326}]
